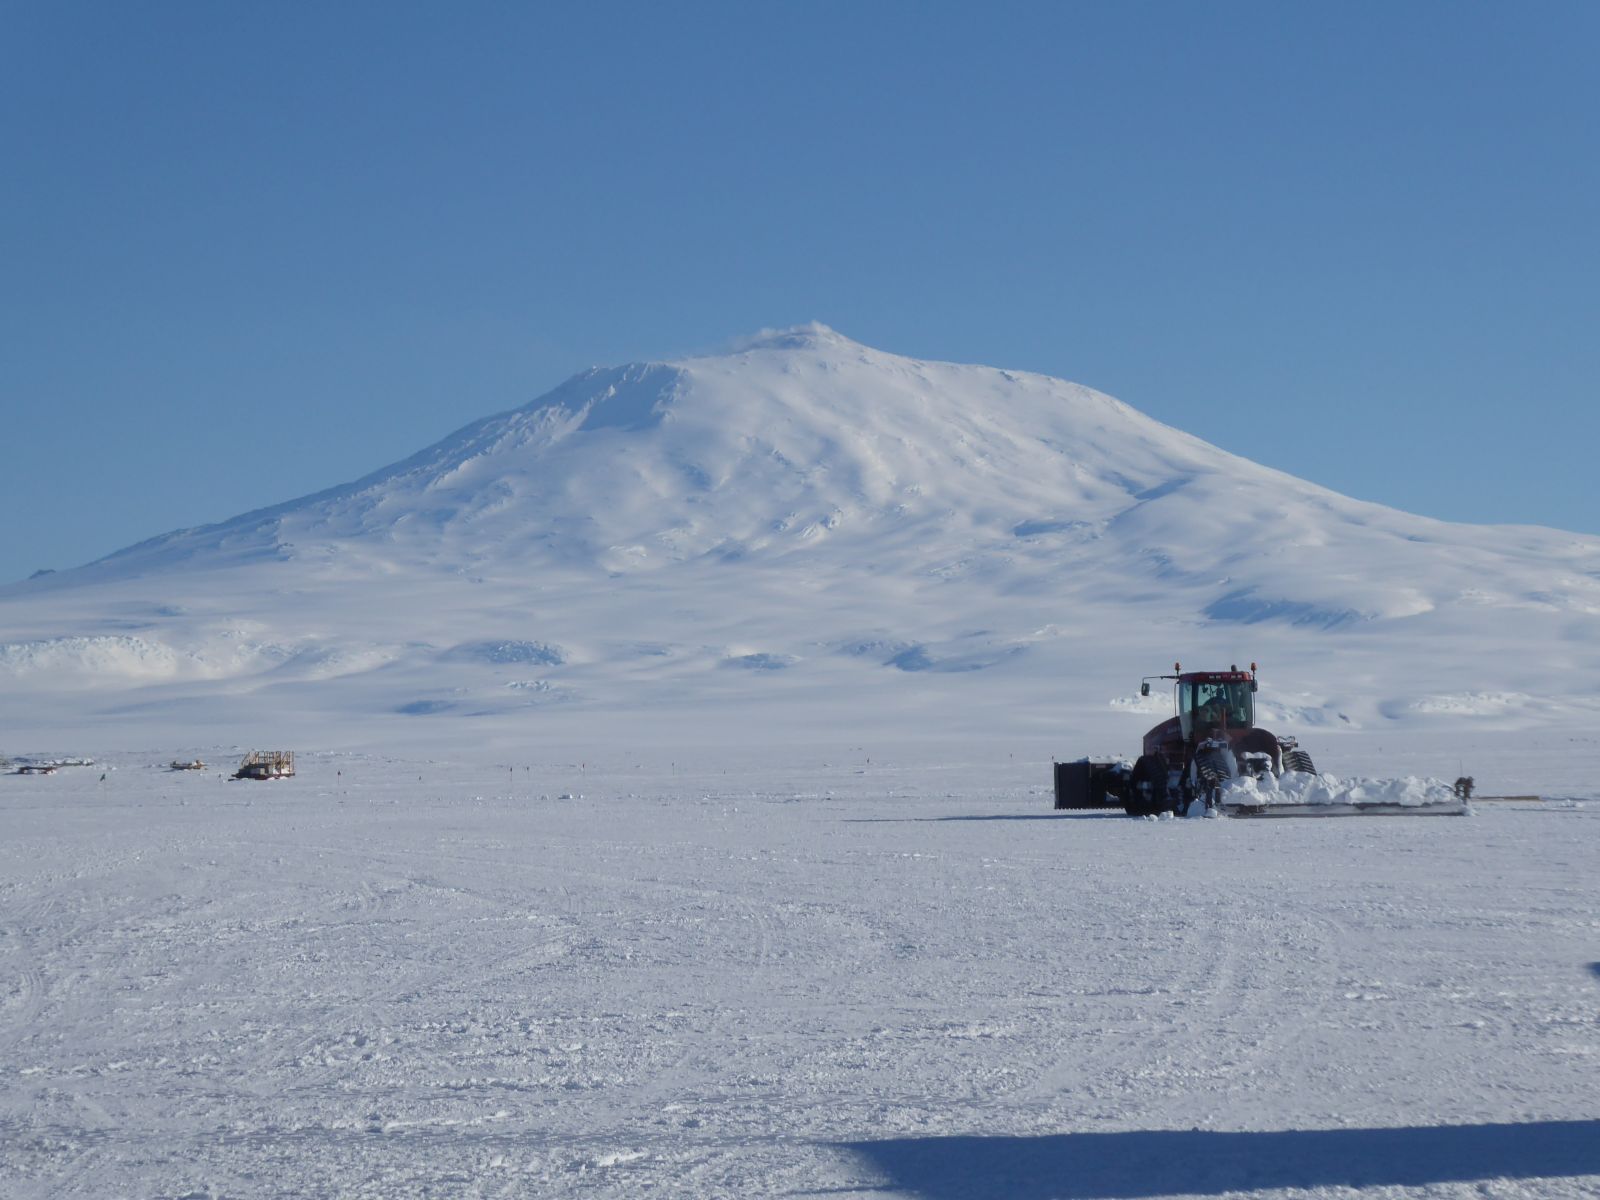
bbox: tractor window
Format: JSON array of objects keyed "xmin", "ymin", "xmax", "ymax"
[{"xmin": 1178, "ymin": 681, "xmax": 1254, "ymax": 740}]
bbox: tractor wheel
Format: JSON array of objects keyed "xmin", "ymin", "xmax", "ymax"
[
  {"xmin": 1283, "ymin": 749, "xmax": 1317, "ymax": 774},
  {"xmin": 1195, "ymin": 750, "xmax": 1230, "ymax": 789},
  {"xmin": 1125, "ymin": 754, "xmax": 1171, "ymax": 817},
  {"xmin": 1193, "ymin": 752, "xmax": 1231, "ymax": 814}
]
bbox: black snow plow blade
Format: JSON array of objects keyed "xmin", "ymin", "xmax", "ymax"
[{"xmin": 1053, "ymin": 760, "xmax": 1130, "ymax": 810}]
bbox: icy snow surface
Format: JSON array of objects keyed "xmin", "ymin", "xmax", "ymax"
[{"xmin": 1, "ymin": 748, "xmax": 1596, "ymax": 1198}]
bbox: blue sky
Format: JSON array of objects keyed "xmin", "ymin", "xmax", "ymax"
[{"xmin": 3, "ymin": 1, "xmax": 1597, "ymax": 584}]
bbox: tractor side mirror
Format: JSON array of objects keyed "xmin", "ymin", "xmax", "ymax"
[
  {"xmin": 1139, "ymin": 682, "xmax": 1150, "ymax": 696},
  {"xmin": 1249, "ymin": 679, "xmax": 1258, "ymax": 692}
]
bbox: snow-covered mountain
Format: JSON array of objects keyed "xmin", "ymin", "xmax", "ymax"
[{"xmin": 5, "ymin": 325, "xmax": 1599, "ymax": 746}]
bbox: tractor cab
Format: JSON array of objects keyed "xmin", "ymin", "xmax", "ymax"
[
  {"xmin": 1177, "ymin": 672, "xmax": 1255, "ymax": 740},
  {"xmin": 1139, "ymin": 663, "xmax": 1260, "ymax": 761}
]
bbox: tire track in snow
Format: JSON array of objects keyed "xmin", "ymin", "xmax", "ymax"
[
  {"xmin": 246, "ymin": 873, "xmax": 573, "ymax": 1101},
  {"xmin": 226, "ymin": 833, "xmax": 800, "ymax": 1129},
  {"xmin": 183, "ymin": 831, "xmax": 784, "ymax": 1165},
  {"xmin": 248, "ymin": 835, "xmax": 785, "ymax": 980},
  {"xmin": 0, "ymin": 893, "xmax": 64, "ymax": 1056},
  {"xmin": 985, "ymin": 861, "xmax": 1332, "ymax": 1134},
  {"xmin": 1013, "ymin": 897, "xmax": 1241, "ymax": 1117},
  {"xmin": 1, "ymin": 890, "xmax": 133, "ymax": 1200},
  {"xmin": 0, "ymin": 966, "xmax": 44, "ymax": 1057},
  {"xmin": 1243, "ymin": 884, "xmax": 1529, "ymax": 1120},
  {"xmin": 209, "ymin": 837, "xmax": 699, "ymax": 1108}
]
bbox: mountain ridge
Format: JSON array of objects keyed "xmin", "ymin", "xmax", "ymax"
[{"xmin": 22, "ymin": 326, "xmax": 1423, "ymax": 583}]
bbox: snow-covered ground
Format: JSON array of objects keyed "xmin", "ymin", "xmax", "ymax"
[{"xmin": 3, "ymin": 741, "xmax": 1596, "ymax": 1199}]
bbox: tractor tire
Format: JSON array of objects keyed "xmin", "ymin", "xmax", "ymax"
[
  {"xmin": 1283, "ymin": 749, "xmax": 1317, "ymax": 774},
  {"xmin": 1125, "ymin": 754, "xmax": 1171, "ymax": 817},
  {"xmin": 1193, "ymin": 752, "xmax": 1231, "ymax": 814},
  {"xmin": 1195, "ymin": 750, "xmax": 1231, "ymax": 788}
]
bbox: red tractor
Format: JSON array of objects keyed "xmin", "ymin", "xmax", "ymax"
[{"xmin": 1055, "ymin": 663, "xmax": 1317, "ymax": 817}]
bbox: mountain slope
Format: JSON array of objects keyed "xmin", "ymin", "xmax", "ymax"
[{"xmin": 4, "ymin": 325, "xmax": 1598, "ymax": 744}]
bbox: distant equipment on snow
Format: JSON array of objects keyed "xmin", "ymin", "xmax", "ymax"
[
  {"xmin": 9, "ymin": 756, "xmax": 94, "ymax": 776},
  {"xmin": 232, "ymin": 751, "xmax": 295, "ymax": 780},
  {"xmin": 169, "ymin": 759, "xmax": 206, "ymax": 771}
]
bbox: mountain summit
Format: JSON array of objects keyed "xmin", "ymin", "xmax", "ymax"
[
  {"xmin": 86, "ymin": 322, "xmax": 1226, "ymax": 579},
  {"xmin": 3, "ymin": 328, "xmax": 1598, "ymax": 739},
  {"xmin": 60, "ymin": 326, "xmax": 1371, "ymax": 584}
]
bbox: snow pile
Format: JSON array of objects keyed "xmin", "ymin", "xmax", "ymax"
[{"xmin": 1223, "ymin": 770, "xmax": 1462, "ymax": 810}]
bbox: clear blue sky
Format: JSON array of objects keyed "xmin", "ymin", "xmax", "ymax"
[{"xmin": 4, "ymin": 1, "xmax": 1597, "ymax": 584}]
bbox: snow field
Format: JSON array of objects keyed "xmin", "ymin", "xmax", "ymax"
[{"xmin": 1, "ymin": 745, "xmax": 1597, "ymax": 1198}]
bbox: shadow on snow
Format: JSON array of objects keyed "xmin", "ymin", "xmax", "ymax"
[{"xmin": 833, "ymin": 1121, "xmax": 1600, "ymax": 1199}]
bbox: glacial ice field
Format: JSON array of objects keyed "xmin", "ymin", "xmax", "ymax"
[{"xmin": 2, "ymin": 738, "xmax": 1596, "ymax": 1199}]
